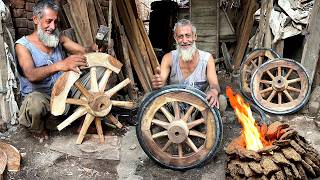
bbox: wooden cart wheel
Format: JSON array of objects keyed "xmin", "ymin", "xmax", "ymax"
[
  {"xmin": 240, "ymin": 48, "xmax": 280, "ymax": 100},
  {"xmin": 51, "ymin": 52, "xmax": 134, "ymax": 144},
  {"xmin": 136, "ymin": 85, "xmax": 223, "ymax": 170},
  {"xmin": 251, "ymin": 58, "xmax": 310, "ymax": 114}
]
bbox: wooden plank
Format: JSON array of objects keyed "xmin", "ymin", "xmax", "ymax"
[
  {"xmin": 120, "ymin": 27, "xmax": 138, "ymax": 100},
  {"xmin": 93, "ymin": 0, "xmax": 107, "ymax": 25},
  {"xmin": 107, "ymin": 0, "xmax": 113, "ymax": 54},
  {"xmin": 0, "ymin": 149, "xmax": 7, "ymax": 179},
  {"xmin": 0, "ymin": 19, "xmax": 10, "ymax": 124},
  {"xmin": 137, "ymin": 19, "xmax": 159, "ymax": 72},
  {"xmin": 233, "ymin": 0, "xmax": 258, "ymax": 69},
  {"xmin": 0, "ymin": 142, "xmax": 20, "ymax": 172},
  {"xmin": 63, "ymin": 3, "xmax": 83, "ymax": 45},
  {"xmin": 67, "ymin": 0, "xmax": 93, "ymax": 45},
  {"xmin": 86, "ymin": 0, "xmax": 99, "ymax": 40},
  {"xmin": 300, "ymin": 0, "xmax": 320, "ymax": 83}
]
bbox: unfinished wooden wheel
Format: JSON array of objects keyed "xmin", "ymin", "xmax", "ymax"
[
  {"xmin": 251, "ymin": 58, "xmax": 310, "ymax": 114},
  {"xmin": 136, "ymin": 85, "xmax": 223, "ymax": 170},
  {"xmin": 240, "ymin": 48, "xmax": 280, "ymax": 100},
  {"xmin": 51, "ymin": 52, "xmax": 134, "ymax": 144}
]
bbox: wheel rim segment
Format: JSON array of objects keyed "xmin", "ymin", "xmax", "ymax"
[
  {"xmin": 240, "ymin": 48, "xmax": 280, "ymax": 100},
  {"xmin": 136, "ymin": 85, "xmax": 223, "ymax": 170},
  {"xmin": 251, "ymin": 58, "xmax": 310, "ymax": 114}
]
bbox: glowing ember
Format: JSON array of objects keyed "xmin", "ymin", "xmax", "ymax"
[{"xmin": 226, "ymin": 86, "xmax": 264, "ymax": 151}]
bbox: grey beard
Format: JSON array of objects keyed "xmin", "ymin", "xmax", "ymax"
[
  {"xmin": 176, "ymin": 42, "xmax": 197, "ymax": 62},
  {"xmin": 37, "ymin": 27, "xmax": 60, "ymax": 48}
]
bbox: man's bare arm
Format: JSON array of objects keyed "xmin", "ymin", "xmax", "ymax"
[
  {"xmin": 15, "ymin": 44, "xmax": 87, "ymax": 82},
  {"xmin": 151, "ymin": 53, "xmax": 172, "ymax": 89},
  {"xmin": 206, "ymin": 55, "xmax": 221, "ymax": 107}
]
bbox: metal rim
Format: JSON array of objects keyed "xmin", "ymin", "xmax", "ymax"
[
  {"xmin": 250, "ymin": 58, "xmax": 311, "ymax": 114},
  {"xmin": 136, "ymin": 85, "xmax": 223, "ymax": 170},
  {"xmin": 240, "ymin": 48, "xmax": 280, "ymax": 100}
]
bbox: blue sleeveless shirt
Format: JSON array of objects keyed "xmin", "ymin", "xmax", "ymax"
[
  {"xmin": 15, "ymin": 36, "xmax": 64, "ymax": 96},
  {"xmin": 169, "ymin": 49, "xmax": 211, "ymax": 92}
]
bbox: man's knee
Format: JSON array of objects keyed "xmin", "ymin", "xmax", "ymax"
[{"xmin": 25, "ymin": 92, "xmax": 50, "ymax": 115}]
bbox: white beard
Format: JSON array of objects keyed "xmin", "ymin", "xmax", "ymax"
[
  {"xmin": 37, "ymin": 26, "xmax": 60, "ymax": 48},
  {"xmin": 176, "ymin": 42, "xmax": 197, "ymax": 62}
]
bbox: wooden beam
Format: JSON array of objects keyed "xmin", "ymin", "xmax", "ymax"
[
  {"xmin": 233, "ymin": 0, "xmax": 258, "ymax": 69},
  {"xmin": 86, "ymin": 0, "xmax": 99, "ymax": 40},
  {"xmin": 93, "ymin": 0, "xmax": 107, "ymax": 25},
  {"xmin": 300, "ymin": 0, "xmax": 320, "ymax": 83}
]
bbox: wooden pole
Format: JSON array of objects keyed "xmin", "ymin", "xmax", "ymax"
[{"xmin": 107, "ymin": 0, "xmax": 113, "ymax": 54}]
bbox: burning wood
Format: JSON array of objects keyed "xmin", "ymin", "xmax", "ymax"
[{"xmin": 225, "ymin": 87, "xmax": 320, "ymax": 179}]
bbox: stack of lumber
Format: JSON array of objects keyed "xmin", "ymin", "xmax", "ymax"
[{"xmin": 61, "ymin": 0, "xmax": 159, "ymax": 99}]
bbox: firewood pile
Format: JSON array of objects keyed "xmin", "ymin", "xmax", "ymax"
[
  {"xmin": 225, "ymin": 121, "xmax": 320, "ymax": 179},
  {"xmin": 60, "ymin": 0, "xmax": 158, "ymax": 100}
]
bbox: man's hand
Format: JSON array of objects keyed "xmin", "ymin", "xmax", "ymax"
[
  {"xmin": 206, "ymin": 88, "xmax": 219, "ymax": 108},
  {"xmin": 152, "ymin": 67, "xmax": 165, "ymax": 89},
  {"xmin": 58, "ymin": 55, "xmax": 88, "ymax": 73}
]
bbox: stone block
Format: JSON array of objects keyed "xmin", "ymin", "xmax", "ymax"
[
  {"xmin": 12, "ymin": 9, "xmax": 25, "ymax": 18},
  {"xmin": 15, "ymin": 18, "xmax": 27, "ymax": 28},
  {"xmin": 309, "ymin": 101, "xmax": 320, "ymax": 115},
  {"xmin": 25, "ymin": 2, "xmax": 35, "ymax": 11},
  {"xmin": 27, "ymin": 20, "xmax": 34, "ymax": 29},
  {"xmin": 10, "ymin": 0, "xmax": 25, "ymax": 9},
  {"xmin": 27, "ymin": 12, "xmax": 33, "ymax": 20}
]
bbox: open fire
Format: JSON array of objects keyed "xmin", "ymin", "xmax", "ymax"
[{"xmin": 225, "ymin": 87, "xmax": 320, "ymax": 179}]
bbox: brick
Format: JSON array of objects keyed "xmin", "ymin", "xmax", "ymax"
[
  {"xmin": 17, "ymin": 28, "xmax": 29, "ymax": 37},
  {"xmin": 27, "ymin": 12, "xmax": 33, "ymax": 20},
  {"xmin": 12, "ymin": 9, "xmax": 25, "ymax": 18},
  {"xmin": 27, "ymin": 20, "xmax": 35, "ymax": 29},
  {"xmin": 15, "ymin": 18, "xmax": 27, "ymax": 28},
  {"xmin": 25, "ymin": 2, "xmax": 35, "ymax": 11},
  {"xmin": 26, "ymin": 0, "xmax": 37, "ymax": 2},
  {"xmin": 10, "ymin": 0, "xmax": 25, "ymax": 9}
]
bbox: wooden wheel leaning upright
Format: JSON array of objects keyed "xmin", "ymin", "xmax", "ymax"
[
  {"xmin": 136, "ymin": 85, "xmax": 223, "ymax": 170},
  {"xmin": 251, "ymin": 58, "xmax": 310, "ymax": 114},
  {"xmin": 51, "ymin": 52, "xmax": 134, "ymax": 144},
  {"xmin": 240, "ymin": 48, "xmax": 280, "ymax": 100}
]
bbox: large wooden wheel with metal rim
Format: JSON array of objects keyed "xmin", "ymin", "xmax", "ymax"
[
  {"xmin": 251, "ymin": 58, "xmax": 310, "ymax": 114},
  {"xmin": 240, "ymin": 48, "xmax": 280, "ymax": 100},
  {"xmin": 136, "ymin": 85, "xmax": 223, "ymax": 170},
  {"xmin": 51, "ymin": 52, "xmax": 134, "ymax": 144}
]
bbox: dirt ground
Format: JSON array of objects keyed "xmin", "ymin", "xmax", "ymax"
[{"xmin": 1, "ymin": 74, "xmax": 320, "ymax": 179}]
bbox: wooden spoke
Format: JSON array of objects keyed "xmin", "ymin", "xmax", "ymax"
[
  {"xmin": 94, "ymin": 117, "xmax": 104, "ymax": 143},
  {"xmin": 66, "ymin": 98, "xmax": 88, "ymax": 106},
  {"xmin": 105, "ymin": 78, "xmax": 130, "ymax": 97},
  {"xmin": 57, "ymin": 107, "xmax": 87, "ymax": 131},
  {"xmin": 284, "ymin": 68, "xmax": 293, "ymax": 79},
  {"xmin": 181, "ymin": 106, "xmax": 195, "ymax": 122},
  {"xmin": 98, "ymin": 69, "xmax": 112, "ymax": 92},
  {"xmin": 287, "ymin": 86, "xmax": 301, "ymax": 93},
  {"xmin": 258, "ymin": 56, "xmax": 263, "ymax": 66},
  {"xmin": 287, "ymin": 78, "xmax": 301, "ymax": 84},
  {"xmin": 160, "ymin": 107, "xmax": 174, "ymax": 122},
  {"xmin": 161, "ymin": 140, "xmax": 172, "ymax": 151},
  {"xmin": 259, "ymin": 87, "xmax": 273, "ymax": 94},
  {"xmin": 266, "ymin": 70, "xmax": 275, "ymax": 80},
  {"xmin": 111, "ymin": 100, "xmax": 135, "ymax": 109},
  {"xmin": 278, "ymin": 92, "xmax": 282, "ymax": 105},
  {"xmin": 178, "ymin": 144, "xmax": 183, "ymax": 158},
  {"xmin": 152, "ymin": 131, "xmax": 168, "ymax": 139},
  {"xmin": 277, "ymin": 66, "xmax": 281, "ymax": 76},
  {"xmin": 172, "ymin": 101, "xmax": 180, "ymax": 120},
  {"xmin": 90, "ymin": 67, "xmax": 99, "ymax": 92},
  {"xmin": 267, "ymin": 90, "xmax": 277, "ymax": 102},
  {"xmin": 283, "ymin": 90, "xmax": 294, "ymax": 102},
  {"xmin": 76, "ymin": 113, "xmax": 95, "ymax": 144},
  {"xmin": 187, "ymin": 118, "xmax": 205, "ymax": 129},
  {"xmin": 74, "ymin": 81, "xmax": 90, "ymax": 98},
  {"xmin": 151, "ymin": 119, "xmax": 169, "ymax": 129},
  {"xmin": 245, "ymin": 69, "xmax": 252, "ymax": 73},
  {"xmin": 189, "ymin": 130, "xmax": 206, "ymax": 139},
  {"xmin": 252, "ymin": 59, "xmax": 258, "ymax": 68},
  {"xmin": 186, "ymin": 138, "xmax": 199, "ymax": 152},
  {"xmin": 260, "ymin": 80, "xmax": 272, "ymax": 85},
  {"xmin": 106, "ymin": 114, "xmax": 123, "ymax": 128}
]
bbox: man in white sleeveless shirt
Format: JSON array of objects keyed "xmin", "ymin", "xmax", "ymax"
[{"xmin": 152, "ymin": 19, "xmax": 227, "ymax": 113}]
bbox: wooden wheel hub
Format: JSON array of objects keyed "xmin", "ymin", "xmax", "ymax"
[
  {"xmin": 87, "ymin": 92, "xmax": 112, "ymax": 117},
  {"xmin": 272, "ymin": 76, "xmax": 287, "ymax": 91},
  {"xmin": 167, "ymin": 120, "xmax": 189, "ymax": 144}
]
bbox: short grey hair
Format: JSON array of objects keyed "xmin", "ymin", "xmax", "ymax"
[
  {"xmin": 173, "ymin": 19, "xmax": 197, "ymax": 35},
  {"xmin": 33, "ymin": 0, "xmax": 60, "ymax": 18}
]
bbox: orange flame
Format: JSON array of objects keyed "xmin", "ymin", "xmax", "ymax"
[{"xmin": 226, "ymin": 86, "xmax": 264, "ymax": 151}]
